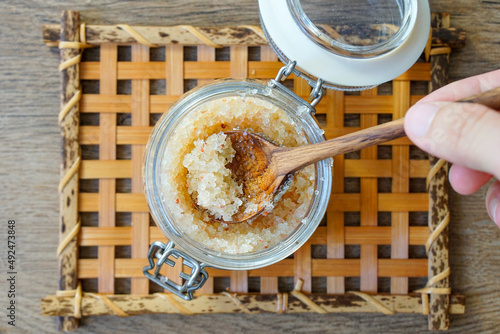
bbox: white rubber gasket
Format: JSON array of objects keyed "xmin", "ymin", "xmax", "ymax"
[{"xmin": 259, "ymin": 0, "xmax": 430, "ymax": 88}]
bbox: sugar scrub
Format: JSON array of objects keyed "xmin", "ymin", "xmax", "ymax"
[
  {"xmin": 161, "ymin": 96, "xmax": 315, "ymax": 254},
  {"xmin": 183, "ymin": 132, "xmax": 244, "ymax": 222}
]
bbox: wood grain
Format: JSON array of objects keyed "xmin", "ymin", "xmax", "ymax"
[{"xmin": 1, "ymin": 1, "xmax": 500, "ymax": 333}]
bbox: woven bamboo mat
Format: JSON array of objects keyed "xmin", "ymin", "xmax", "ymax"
[{"xmin": 41, "ymin": 11, "xmax": 466, "ymax": 332}]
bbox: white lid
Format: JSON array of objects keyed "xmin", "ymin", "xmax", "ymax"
[{"xmin": 259, "ymin": 0, "xmax": 431, "ymax": 89}]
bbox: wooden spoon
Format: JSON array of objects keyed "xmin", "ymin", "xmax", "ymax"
[{"xmin": 223, "ymin": 86, "xmax": 500, "ymax": 223}]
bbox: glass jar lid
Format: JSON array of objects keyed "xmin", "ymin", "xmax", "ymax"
[{"xmin": 259, "ymin": 0, "xmax": 430, "ymax": 89}]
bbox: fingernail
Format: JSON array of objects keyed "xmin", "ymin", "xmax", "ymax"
[
  {"xmin": 405, "ymin": 102, "xmax": 442, "ymax": 138},
  {"xmin": 489, "ymin": 197, "xmax": 500, "ymax": 228}
]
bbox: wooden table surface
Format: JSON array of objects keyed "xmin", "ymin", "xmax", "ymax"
[{"xmin": 1, "ymin": 0, "xmax": 499, "ymax": 333}]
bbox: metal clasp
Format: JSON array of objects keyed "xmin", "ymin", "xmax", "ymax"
[
  {"xmin": 143, "ymin": 241, "xmax": 209, "ymax": 300},
  {"xmin": 268, "ymin": 61, "xmax": 325, "ymax": 115}
]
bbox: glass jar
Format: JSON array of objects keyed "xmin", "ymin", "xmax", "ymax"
[{"xmin": 143, "ymin": 79, "xmax": 332, "ymax": 299}]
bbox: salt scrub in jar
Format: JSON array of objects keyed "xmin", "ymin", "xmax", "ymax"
[{"xmin": 160, "ymin": 95, "xmax": 315, "ymax": 254}]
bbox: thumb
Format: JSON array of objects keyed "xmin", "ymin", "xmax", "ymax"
[{"xmin": 404, "ymin": 101, "xmax": 500, "ymax": 179}]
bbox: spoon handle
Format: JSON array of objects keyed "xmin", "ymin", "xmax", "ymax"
[
  {"xmin": 275, "ymin": 118, "xmax": 405, "ymax": 175},
  {"xmin": 275, "ymin": 86, "xmax": 500, "ymax": 176}
]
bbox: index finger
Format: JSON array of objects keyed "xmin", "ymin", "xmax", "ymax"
[{"xmin": 419, "ymin": 69, "xmax": 500, "ymax": 103}]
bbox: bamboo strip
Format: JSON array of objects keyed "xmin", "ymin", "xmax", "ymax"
[
  {"xmin": 130, "ymin": 44, "xmax": 151, "ymax": 294},
  {"xmin": 117, "ymin": 24, "xmax": 157, "ymax": 47},
  {"xmin": 41, "ymin": 292, "xmax": 465, "ymax": 317},
  {"xmin": 196, "ymin": 44, "xmax": 216, "ymax": 294},
  {"xmin": 79, "ymin": 61, "xmax": 430, "ymax": 81},
  {"xmin": 43, "ymin": 24, "xmax": 465, "ymax": 49},
  {"xmin": 327, "ymin": 89, "xmax": 346, "ymax": 294},
  {"xmin": 79, "ymin": 126, "xmax": 412, "ymax": 146},
  {"xmin": 343, "ymin": 95, "xmax": 394, "ymax": 114},
  {"xmin": 259, "ymin": 45, "xmax": 279, "ymax": 294},
  {"xmin": 77, "ymin": 258, "xmax": 430, "ymax": 279},
  {"xmin": 344, "ymin": 159, "xmax": 429, "ymax": 178},
  {"xmin": 80, "ymin": 94, "xmax": 178, "ymax": 113},
  {"xmin": 323, "ymin": 128, "xmax": 415, "ymax": 145},
  {"xmin": 79, "ymin": 126, "xmax": 153, "ymax": 145},
  {"xmin": 78, "ymin": 124, "xmax": 419, "ymax": 148},
  {"xmin": 394, "ymin": 63, "xmax": 432, "ymax": 81},
  {"xmin": 229, "ymin": 45, "xmax": 249, "ymax": 293},
  {"xmin": 57, "ymin": 10, "xmax": 81, "ymax": 331},
  {"xmin": 79, "ymin": 93, "xmax": 425, "ymax": 115},
  {"xmin": 377, "ymin": 194, "xmax": 429, "ymax": 211},
  {"xmin": 98, "ymin": 44, "xmax": 118, "ymax": 294},
  {"xmin": 78, "ymin": 225, "xmax": 430, "ymax": 247},
  {"xmin": 165, "ymin": 45, "xmax": 185, "ymax": 287},
  {"xmin": 78, "ymin": 125, "xmax": 417, "ymax": 146},
  {"xmin": 79, "ymin": 160, "xmax": 131, "ymax": 179},
  {"xmin": 78, "ymin": 192, "xmax": 429, "ymax": 213},
  {"xmin": 293, "ymin": 76, "xmax": 312, "ymax": 293},
  {"xmin": 43, "ymin": 24, "xmax": 268, "ymax": 47},
  {"xmin": 359, "ymin": 88, "xmax": 379, "ymax": 292},
  {"xmin": 391, "ymin": 80, "xmax": 411, "ymax": 294}
]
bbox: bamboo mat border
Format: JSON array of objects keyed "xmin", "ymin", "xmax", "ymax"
[{"xmin": 42, "ymin": 11, "xmax": 465, "ymax": 332}]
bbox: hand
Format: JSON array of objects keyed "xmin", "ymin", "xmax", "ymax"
[{"xmin": 404, "ymin": 69, "xmax": 500, "ymax": 229}]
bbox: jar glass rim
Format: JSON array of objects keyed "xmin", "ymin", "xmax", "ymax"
[
  {"xmin": 287, "ymin": 0, "xmax": 414, "ymax": 58},
  {"xmin": 143, "ymin": 79, "xmax": 332, "ymax": 270}
]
